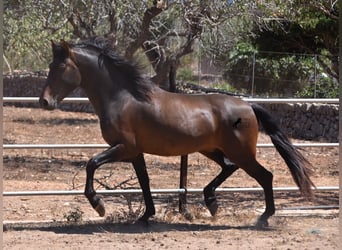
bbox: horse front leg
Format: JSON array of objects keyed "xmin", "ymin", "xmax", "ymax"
[
  {"xmin": 84, "ymin": 144, "xmax": 125, "ymax": 217},
  {"xmin": 131, "ymin": 154, "xmax": 155, "ymax": 223},
  {"xmin": 201, "ymin": 151, "xmax": 238, "ymax": 216}
]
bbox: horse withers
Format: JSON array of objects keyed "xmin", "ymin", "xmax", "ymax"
[{"xmin": 39, "ymin": 37, "xmax": 315, "ymax": 227}]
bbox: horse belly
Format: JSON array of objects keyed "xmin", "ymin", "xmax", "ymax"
[
  {"xmin": 142, "ymin": 133, "xmax": 215, "ymax": 156},
  {"xmin": 137, "ymin": 117, "xmax": 218, "ymax": 156}
]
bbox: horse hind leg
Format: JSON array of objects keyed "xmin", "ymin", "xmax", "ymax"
[
  {"xmin": 240, "ymin": 159, "xmax": 275, "ymax": 228},
  {"xmin": 131, "ymin": 154, "xmax": 155, "ymax": 223},
  {"xmin": 201, "ymin": 150, "xmax": 238, "ymax": 216}
]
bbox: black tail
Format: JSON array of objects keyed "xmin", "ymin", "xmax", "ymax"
[{"xmin": 251, "ymin": 103, "xmax": 315, "ymax": 198}]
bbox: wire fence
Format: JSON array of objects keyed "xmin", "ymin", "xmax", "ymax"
[{"xmin": 193, "ymin": 51, "xmax": 338, "ymax": 98}]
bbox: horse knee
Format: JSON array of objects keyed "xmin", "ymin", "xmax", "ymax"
[{"xmin": 86, "ymin": 157, "xmax": 100, "ymax": 172}]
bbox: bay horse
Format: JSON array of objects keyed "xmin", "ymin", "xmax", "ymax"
[{"xmin": 39, "ymin": 37, "xmax": 315, "ymax": 227}]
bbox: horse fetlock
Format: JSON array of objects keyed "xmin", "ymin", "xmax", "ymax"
[
  {"xmin": 138, "ymin": 213, "xmax": 151, "ymax": 223},
  {"xmin": 138, "ymin": 208, "xmax": 155, "ymax": 223},
  {"xmin": 204, "ymin": 196, "xmax": 218, "ymax": 216},
  {"xmin": 207, "ymin": 200, "xmax": 218, "ymax": 216},
  {"xmin": 255, "ymin": 211, "xmax": 273, "ymax": 229}
]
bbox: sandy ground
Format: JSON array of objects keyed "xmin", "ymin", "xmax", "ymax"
[{"xmin": 3, "ymin": 106, "xmax": 339, "ymax": 249}]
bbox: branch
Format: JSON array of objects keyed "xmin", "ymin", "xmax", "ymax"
[
  {"xmin": 3, "ymin": 55, "xmax": 12, "ymax": 74},
  {"xmin": 94, "ymin": 171, "xmax": 138, "ymax": 190},
  {"xmin": 124, "ymin": 6, "xmax": 163, "ymax": 60},
  {"xmin": 143, "ymin": 3, "xmax": 205, "ymax": 88},
  {"xmin": 42, "ymin": 17, "xmax": 69, "ymax": 34},
  {"xmin": 316, "ymin": 2, "xmax": 339, "ymax": 20},
  {"xmin": 156, "ymin": 30, "xmax": 188, "ymax": 44},
  {"xmin": 142, "ymin": 41, "xmax": 167, "ymax": 70},
  {"xmin": 67, "ymin": 8, "xmax": 96, "ymax": 39},
  {"xmin": 316, "ymin": 56, "xmax": 339, "ymax": 80},
  {"xmin": 68, "ymin": 12, "xmax": 84, "ymax": 38},
  {"xmin": 175, "ymin": 34, "xmax": 196, "ymax": 59}
]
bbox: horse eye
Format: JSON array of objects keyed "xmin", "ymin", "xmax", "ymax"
[{"xmin": 59, "ymin": 63, "xmax": 66, "ymax": 69}]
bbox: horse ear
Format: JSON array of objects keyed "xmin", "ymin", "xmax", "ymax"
[
  {"xmin": 51, "ymin": 40, "xmax": 56, "ymax": 49},
  {"xmin": 51, "ymin": 40, "xmax": 60, "ymax": 58},
  {"xmin": 60, "ymin": 40, "xmax": 71, "ymax": 56}
]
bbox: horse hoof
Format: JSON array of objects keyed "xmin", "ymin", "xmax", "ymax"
[
  {"xmin": 255, "ymin": 219, "xmax": 269, "ymax": 229},
  {"xmin": 95, "ymin": 199, "xmax": 106, "ymax": 217},
  {"xmin": 207, "ymin": 200, "xmax": 218, "ymax": 216}
]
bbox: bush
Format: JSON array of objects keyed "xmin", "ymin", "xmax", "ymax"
[
  {"xmin": 223, "ymin": 43, "xmax": 315, "ymax": 96},
  {"xmin": 177, "ymin": 67, "xmax": 194, "ymax": 82},
  {"xmin": 64, "ymin": 207, "xmax": 84, "ymax": 223},
  {"xmin": 296, "ymin": 75, "xmax": 339, "ymax": 98}
]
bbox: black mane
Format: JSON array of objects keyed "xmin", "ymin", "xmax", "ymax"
[{"xmin": 73, "ymin": 37, "xmax": 152, "ymax": 102}]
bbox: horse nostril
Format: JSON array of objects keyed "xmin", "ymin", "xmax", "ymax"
[{"xmin": 39, "ymin": 98, "xmax": 49, "ymax": 108}]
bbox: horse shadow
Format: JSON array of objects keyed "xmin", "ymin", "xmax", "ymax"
[{"xmin": 4, "ymin": 220, "xmax": 277, "ymax": 235}]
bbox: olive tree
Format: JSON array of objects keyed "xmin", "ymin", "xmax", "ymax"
[{"xmin": 4, "ymin": 0, "xmax": 255, "ymax": 90}]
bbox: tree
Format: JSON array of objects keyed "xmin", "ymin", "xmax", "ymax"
[
  {"xmin": 4, "ymin": 0, "xmax": 72, "ymax": 71},
  {"xmin": 3, "ymin": 0, "xmax": 256, "ymax": 90},
  {"xmin": 215, "ymin": 1, "xmax": 339, "ymax": 97},
  {"xmin": 252, "ymin": 0, "xmax": 339, "ymax": 81}
]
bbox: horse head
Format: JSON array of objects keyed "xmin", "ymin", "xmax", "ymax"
[{"xmin": 39, "ymin": 40, "xmax": 81, "ymax": 110}]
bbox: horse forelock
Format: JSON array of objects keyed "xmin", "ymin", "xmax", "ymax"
[{"xmin": 72, "ymin": 37, "xmax": 152, "ymax": 102}]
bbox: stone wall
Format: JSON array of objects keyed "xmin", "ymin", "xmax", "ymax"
[
  {"xmin": 3, "ymin": 71, "xmax": 94, "ymax": 113},
  {"xmin": 4, "ymin": 71, "xmax": 48, "ymax": 98},
  {"xmin": 3, "ymin": 72, "xmax": 339, "ymax": 142},
  {"xmin": 261, "ymin": 103, "xmax": 338, "ymax": 142}
]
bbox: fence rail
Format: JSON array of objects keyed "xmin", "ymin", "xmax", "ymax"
[
  {"xmin": 3, "ymin": 142, "xmax": 339, "ymax": 149},
  {"xmin": 2, "ymin": 97, "xmax": 340, "ymax": 104},
  {"xmin": 3, "ymin": 96, "xmax": 339, "ymax": 150},
  {"xmin": 3, "ymin": 186, "xmax": 339, "ymax": 197},
  {"xmin": 3, "ymin": 97, "xmax": 339, "ymax": 200}
]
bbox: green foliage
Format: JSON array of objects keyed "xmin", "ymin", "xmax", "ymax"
[
  {"xmin": 296, "ymin": 76, "xmax": 339, "ymax": 98},
  {"xmin": 250, "ymin": 1, "xmax": 338, "ymax": 83},
  {"xmin": 223, "ymin": 43, "xmax": 317, "ymax": 96},
  {"xmin": 3, "ymin": 0, "xmax": 339, "ymax": 99},
  {"xmin": 218, "ymin": 1, "xmax": 338, "ymax": 97},
  {"xmin": 4, "ymin": 0, "xmax": 72, "ymax": 71},
  {"xmin": 3, "ymin": 0, "xmax": 152, "ymax": 71},
  {"xmin": 211, "ymin": 82, "xmax": 239, "ymax": 93},
  {"xmin": 177, "ymin": 67, "xmax": 194, "ymax": 81}
]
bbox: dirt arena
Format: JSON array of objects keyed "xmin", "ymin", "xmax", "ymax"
[{"xmin": 3, "ymin": 106, "xmax": 339, "ymax": 249}]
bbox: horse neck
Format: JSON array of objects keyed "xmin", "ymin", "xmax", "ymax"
[{"xmin": 73, "ymin": 49, "xmax": 129, "ymax": 116}]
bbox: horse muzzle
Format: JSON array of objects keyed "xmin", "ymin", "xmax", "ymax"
[{"xmin": 39, "ymin": 96, "xmax": 58, "ymax": 110}]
